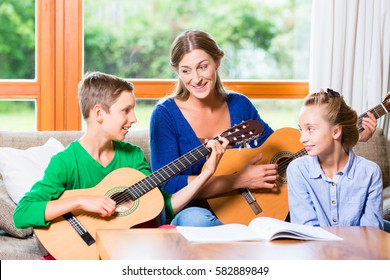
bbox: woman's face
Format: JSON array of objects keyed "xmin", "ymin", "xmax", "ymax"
[{"xmin": 177, "ymin": 49, "xmax": 219, "ymax": 100}]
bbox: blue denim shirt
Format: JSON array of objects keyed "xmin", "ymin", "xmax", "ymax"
[{"xmin": 287, "ymin": 150, "xmax": 383, "ymax": 229}]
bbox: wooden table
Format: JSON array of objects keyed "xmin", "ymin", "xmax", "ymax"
[{"xmin": 96, "ymin": 226, "xmax": 390, "ymax": 260}]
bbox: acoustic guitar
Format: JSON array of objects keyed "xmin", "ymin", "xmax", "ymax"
[
  {"xmin": 207, "ymin": 93, "xmax": 390, "ymax": 225},
  {"xmin": 34, "ymin": 120, "xmax": 263, "ymax": 260}
]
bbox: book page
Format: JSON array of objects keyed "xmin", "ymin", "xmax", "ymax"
[
  {"xmin": 176, "ymin": 224, "xmax": 263, "ymax": 243},
  {"xmin": 177, "ymin": 217, "xmax": 343, "ymax": 242},
  {"xmin": 248, "ymin": 217, "xmax": 343, "ymax": 241}
]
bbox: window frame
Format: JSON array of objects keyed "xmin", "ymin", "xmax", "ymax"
[{"xmin": 0, "ymin": 0, "xmax": 308, "ymax": 131}]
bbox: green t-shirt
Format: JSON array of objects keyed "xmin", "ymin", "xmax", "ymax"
[{"xmin": 13, "ymin": 140, "xmax": 173, "ymax": 228}]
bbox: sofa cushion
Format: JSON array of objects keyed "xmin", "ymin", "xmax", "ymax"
[
  {"xmin": 0, "ymin": 232, "xmax": 43, "ymax": 260},
  {"xmin": 0, "ymin": 129, "xmax": 151, "ymax": 163},
  {"xmin": 383, "ymin": 187, "xmax": 390, "ymax": 221},
  {"xmin": 0, "ymin": 180, "xmax": 33, "ymax": 238},
  {"xmin": 0, "ymin": 137, "xmax": 65, "ymax": 204},
  {"xmin": 353, "ymin": 128, "xmax": 390, "ymax": 189}
]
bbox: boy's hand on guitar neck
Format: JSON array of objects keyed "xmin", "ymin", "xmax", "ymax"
[
  {"xmin": 359, "ymin": 112, "xmax": 377, "ymax": 142},
  {"xmin": 234, "ymin": 153, "xmax": 279, "ymax": 190}
]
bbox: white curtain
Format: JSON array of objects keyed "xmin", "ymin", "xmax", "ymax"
[{"xmin": 309, "ymin": 0, "xmax": 390, "ymax": 136}]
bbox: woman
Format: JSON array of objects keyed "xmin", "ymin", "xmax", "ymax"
[
  {"xmin": 150, "ymin": 30, "xmax": 278, "ymax": 226},
  {"xmin": 150, "ymin": 29, "xmax": 377, "ymax": 227}
]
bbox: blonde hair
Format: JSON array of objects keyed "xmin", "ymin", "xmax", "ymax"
[
  {"xmin": 78, "ymin": 71, "xmax": 134, "ymax": 119},
  {"xmin": 304, "ymin": 89, "xmax": 359, "ymax": 152},
  {"xmin": 170, "ymin": 29, "xmax": 227, "ymax": 100}
]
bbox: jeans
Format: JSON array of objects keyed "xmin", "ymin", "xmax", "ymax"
[{"xmin": 171, "ymin": 207, "xmax": 223, "ymax": 227}]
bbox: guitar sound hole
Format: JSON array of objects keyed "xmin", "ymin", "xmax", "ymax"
[
  {"xmin": 110, "ymin": 191, "xmax": 134, "ymax": 213},
  {"xmin": 276, "ymin": 157, "xmax": 292, "ymax": 184}
]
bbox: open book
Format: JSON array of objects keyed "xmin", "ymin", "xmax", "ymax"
[{"xmin": 176, "ymin": 217, "xmax": 343, "ymax": 242}]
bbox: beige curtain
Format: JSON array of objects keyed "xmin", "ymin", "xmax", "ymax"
[{"xmin": 309, "ymin": 0, "xmax": 390, "ymax": 137}]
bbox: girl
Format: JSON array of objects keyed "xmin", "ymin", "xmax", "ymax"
[{"xmin": 287, "ymin": 89, "xmax": 383, "ymax": 229}]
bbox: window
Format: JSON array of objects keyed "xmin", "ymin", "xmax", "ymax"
[
  {"xmin": 84, "ymin": 0, "xmax": 310, "ymax": 80},
  {"xmin": 0, "ymin": 100, "xmax": 36, "ymax": 131},
  {"xmin": 0, "ymin": 0, "xmax": 37, "ymax": 131},
  {"xmin": 0, "ymin": 1, "xmax": 309, "ymax": 131},
  {"xmin": 83, "ymin": 0, "xmax": 310, "ymax": 129},
  {"xmin": 0, "ymin": 0, "xmax": 36, "ymax": 80}
]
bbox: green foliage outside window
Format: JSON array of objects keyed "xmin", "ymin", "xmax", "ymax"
[
  {"xmin": 0, "ymin": 0, "xmax": 35, "ymax": 79},
  {"xmin": 0, "ymin": 0, "xmax": 310, "ymax": 131},
  {"xmin": 84, "ymin": 0, "xmax": 310, "ymax": 80}
]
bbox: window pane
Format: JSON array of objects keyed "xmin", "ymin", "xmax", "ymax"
[
  {"xmin": 133, "ymin": 99, "xmax": 159, "ymax": 130},
  {"xmin": 84, "ymin": 0, "xmax": 310, "ymax": 80},
  {"xmin": 0, "ymin": 0, "xmax": 36, "ymax": 79},
  {"xmin": 252, "ymin": 99, "xmax": 302, "ymax": 130},
  {"xmin": 0, "ymin": 100, "xmax": 36, "ymax": 131}
]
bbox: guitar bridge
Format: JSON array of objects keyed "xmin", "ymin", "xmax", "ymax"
[
  {"xmin": 63, "ymin": 212, "xmax": 95, "ymax": 246},
  {"xmin": 240, "ymin": 188, "xmax": 263, "ymax": 215}
]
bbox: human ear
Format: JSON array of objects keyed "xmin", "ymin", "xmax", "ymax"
[
  {"xmin": 216, "ymin": 61, "xmax": 221, "ymax": 70},
  {"xmin": 332, "ymin": 125, "xmax": 342, "ymax": 140},
  {"xmin": 92, "ymin": 104, "xmax": 104, "ymax": 123}
]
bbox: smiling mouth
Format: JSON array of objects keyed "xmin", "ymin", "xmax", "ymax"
[{"xmin": 193, "ymin": 83, "xmax": 207, "ymax": 90}]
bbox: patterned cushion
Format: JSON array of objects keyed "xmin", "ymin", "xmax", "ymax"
[
  {"xmin": 353, "ymin": 128, "xmax": 390, "ymax": 189},
  {"xmin": 0, "ymin": 180, "xmax": 33, "ymax": 238},
  {"xmin": 383, "ymin": 187, "xmax": 390, "ymax": 221}
]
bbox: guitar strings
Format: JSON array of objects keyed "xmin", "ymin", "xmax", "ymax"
[
  {"xmin": 357, "ymin": 102, "xmax": 387, "ymax": 132},
  {"xmin": 111, "ymin": 144, "xmax": 211, "ymax": 206},
  {"xmin": 109, "ymin": 123, "xmax": 262, "ymax": 206}
]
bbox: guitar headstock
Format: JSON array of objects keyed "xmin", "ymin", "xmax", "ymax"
[{"xmin": 218, "ymin": 120, "xmax": 264, "ymax": 146}]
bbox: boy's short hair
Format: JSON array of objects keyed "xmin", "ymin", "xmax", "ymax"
[{"xmin": 78, "ymin": 71, "xmax": 134, "ymax": 119}]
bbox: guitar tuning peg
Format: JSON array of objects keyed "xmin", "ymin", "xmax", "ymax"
[
  {"xmin": 246, "ymin": 142, "xmax": 251, "ymax": 148},
  {"xmin": 254, "ymin": 139, "xmax": 258, "ymax": 146}
]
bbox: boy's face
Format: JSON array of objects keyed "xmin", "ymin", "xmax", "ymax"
[
  {"xmin": 298, "ymin": 105, "xmax": 337, "ymax": 157},
  {"xmin": 101, "ymin": 90, "xmax": 137, "ymax": 140}
]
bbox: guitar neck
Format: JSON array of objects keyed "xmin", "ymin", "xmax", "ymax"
[
  {"xmin": 358, "ymin": 99, "xmax": 390, "ymax": 132},
  {"xmin": 117, "ymin": 120, "xmax": 264, "ymax": 202},
  {"xmin": 125, "ymin": 144, "xmax": 211, "ymax": 200}
]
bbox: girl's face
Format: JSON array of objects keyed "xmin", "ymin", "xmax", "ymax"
[
  {"xmin": 298, "ymin": 105, "xmax": 338, "ymax": 157},
  {"xmin": 177, "ymin": 49, "xmax": 219, "ymax": 100},
  {"xmin": 101, "ymin": 90, "xmax": 137, "ymax": 140}
]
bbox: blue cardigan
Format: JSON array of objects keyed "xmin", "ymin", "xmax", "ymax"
[{"xmin": 149, "ymin": 92, "xmax": 274, "ymax": 195}]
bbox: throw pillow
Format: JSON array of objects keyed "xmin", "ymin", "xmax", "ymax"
[
  {"xmin": 0, "ymin": 137, "xmax": 64, "ymax": 204},
  {"xmin": 0, "ymin": 180, "xmax": 33, "ymax": 238}
]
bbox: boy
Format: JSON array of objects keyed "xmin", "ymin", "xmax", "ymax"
[{"xmin": 14, "ymin": 71, "xmax": 228, "ymax": 229}]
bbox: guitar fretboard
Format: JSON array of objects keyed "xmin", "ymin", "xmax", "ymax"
[
  {"xmin": 358, "ymin": 98, "xmax": 390, "ymax": 132},
  {"xmin": 115, "ymin": 144, "xmax": 211, "ymax": 203}
]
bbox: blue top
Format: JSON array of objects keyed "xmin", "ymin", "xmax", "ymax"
[
  {"xmin": 287, "ymin": 150, "xmax": 384, "ymax": 229},
  {"xmin": 150, "ymin": 92, "xmax": 274, "ymax": 194}
]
